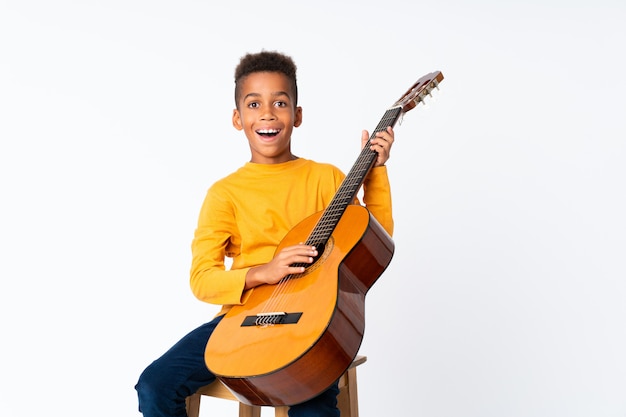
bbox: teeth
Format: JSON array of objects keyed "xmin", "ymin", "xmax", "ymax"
[{"xmin": 257, "ymin": 129, "xmax": 279, "ymax": 134}]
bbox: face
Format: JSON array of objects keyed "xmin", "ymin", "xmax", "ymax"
[{"xmin": 232, "ymin": 72, "xmax": 303, "ymax": 164}]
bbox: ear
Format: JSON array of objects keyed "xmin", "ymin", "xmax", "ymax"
[
  {"xmin": 294, "ymin": 106, "xmax": 303, "ymax": 127},
  {"xmin": 232, "ymin": 109, "xmax": 243, "ymax": 130}
]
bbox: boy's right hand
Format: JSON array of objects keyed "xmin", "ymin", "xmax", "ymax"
[{"xmin": 245, "ymin": 244, "xmax": 318, "ymax": 289}]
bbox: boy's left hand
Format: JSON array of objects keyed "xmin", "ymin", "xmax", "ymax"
[{"xmin": 362, "ymin": 126, "xmax": 394, "ymax": 167}]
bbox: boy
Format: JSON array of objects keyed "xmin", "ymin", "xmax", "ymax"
[{"xmin": 135, "ymin": 51, "xmax": 395, "ymax": 417}]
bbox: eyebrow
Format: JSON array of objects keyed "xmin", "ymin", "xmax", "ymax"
[{"xmin": 243, "ymin": 91, "xmax": 291, "ymax": 101}]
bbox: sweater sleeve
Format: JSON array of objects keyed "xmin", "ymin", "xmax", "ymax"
[
  {"xmin": 189, "ymin": 186, "xmax": 252, "ymax": 306},
  {"xmin": 362, "ymin": 165, "xmax": 394, "ymax": 236}
]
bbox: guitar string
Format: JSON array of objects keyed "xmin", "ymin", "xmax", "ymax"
[
  {"xmin": 259, "ymin": 153, "xmax": 375, "ymax": 319},
  {"xmin": 258, "ymin": 107, "xmax": 403, "ymax": 321},
  {"xmin": 259, "ymin": 108, "xmax": 402, "ymax": 320},
  {"xmin": 253, "ymin": 74, "xmax": 439, "ymax": 319}
]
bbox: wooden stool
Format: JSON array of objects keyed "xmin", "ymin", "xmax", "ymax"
[{"xmin": 186, "ymin": 355, "xmax": 367, "ymax": 417}]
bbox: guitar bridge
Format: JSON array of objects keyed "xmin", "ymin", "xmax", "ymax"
[{"xmin": 241, "ymin": 312, "xmax": 303, "ymax": 327}]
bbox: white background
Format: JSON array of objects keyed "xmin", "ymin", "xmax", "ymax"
[{"xmin": 1, "ymin": 1, "xmax": 625, "ymax": 416}]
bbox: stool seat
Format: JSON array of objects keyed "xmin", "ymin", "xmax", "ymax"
[{"xmin": 186, "ymin": 355, "xmax": 367, "ymax": 417}]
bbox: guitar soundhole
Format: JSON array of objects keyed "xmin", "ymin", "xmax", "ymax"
[
  {"xmin": 300, "ymin": 237, "xmax": 333, "ymax": 275},
  {"xmin": 311, "ymin": 242, "xmax": 326, "ymax": 264}
]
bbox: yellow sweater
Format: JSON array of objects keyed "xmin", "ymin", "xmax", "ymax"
[{"xmin": 190, "ymin": 157, "xmax": 393, "ymax": 316}]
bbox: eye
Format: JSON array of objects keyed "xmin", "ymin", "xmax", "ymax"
[
  {"xmin": 247, "ymin": 101, "xmax": 260, "ymax": 109},
  {"xmin": 274, "ymin": 101, "xmax": 287, "ymax": 108}
]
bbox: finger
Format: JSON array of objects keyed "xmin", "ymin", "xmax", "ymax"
[
  {"xmin": 377, "ymin": 127, "xmax": 394, "ymax": 143},
  {"xmin": 361, "ymin": 130, "xmax": 369, "ymax": 149},
  {"xmin": 370, "ymin": 138, "xmax": 389, "ymax": 153},
  {"xmin": 281, "ymin": 247, "xmax": 317, "ymax": 264},
  {"xmin": 377, "ymin": 128, "xmax": 394, "ymax": 142},
  {"xmin": 370, "ymin": 141, "xmax": 390, "ymax": 165},
  {"xmin": 283, "ymin": 244, "xmax": 316, "ymax": 254}
]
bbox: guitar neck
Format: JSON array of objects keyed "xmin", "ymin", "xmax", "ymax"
[{"xmin": 306, "ymin": 106, "xmax": 403, "ymax": 247}]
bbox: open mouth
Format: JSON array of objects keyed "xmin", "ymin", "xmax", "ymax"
[{"xmin": 256, "ymin": 128, "xmax": 281, "ymax": 138}]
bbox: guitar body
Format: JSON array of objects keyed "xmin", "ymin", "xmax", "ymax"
[{"xmin": 204, "ymin": 205, "xmax": 394, "ymax": 406}]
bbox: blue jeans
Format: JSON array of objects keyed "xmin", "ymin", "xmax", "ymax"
[{"xmin": 135, "ymin": 315, "xmax": 340, "ymax": 417}]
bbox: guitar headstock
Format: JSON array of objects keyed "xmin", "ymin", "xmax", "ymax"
[{"xmin": 394, "ymin": 71, "xmax": 444, "ymax": 113}]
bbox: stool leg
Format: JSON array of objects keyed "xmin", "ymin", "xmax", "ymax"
[
  {"xmin": 239, "ymin": 403, "xmax": 261, "ymax": 417},
  {"xmin": 274, "ymin": 406, "xmax": 289, "ymax": 417},
  {"xmin": 336, "ymin": 367, "xmax": 360, "ymax": 417},
  {"xmin": 186, "ymin": 394, "xmax": 201, "ymax": 417}
]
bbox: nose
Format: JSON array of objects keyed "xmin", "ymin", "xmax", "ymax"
[{"xmin": 260, "ymin": 105, "xmax": 276, "ymax": 121}]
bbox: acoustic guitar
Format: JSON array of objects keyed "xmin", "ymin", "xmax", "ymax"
[{"xmin": 204, "ymin": 71, "xmax": 444, "ymax": 406}]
